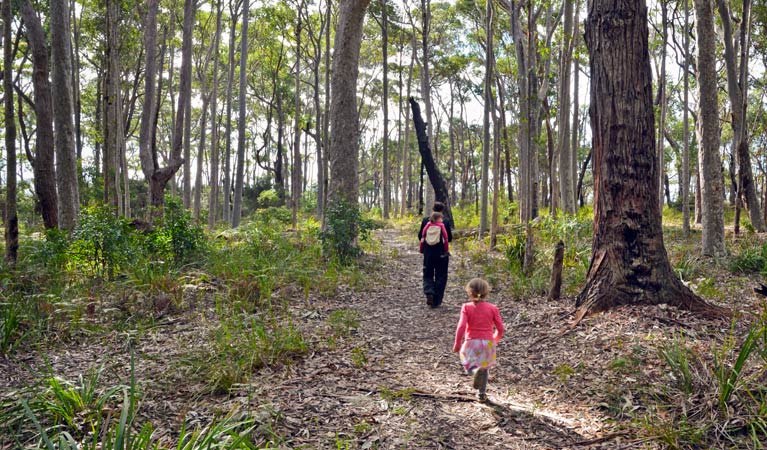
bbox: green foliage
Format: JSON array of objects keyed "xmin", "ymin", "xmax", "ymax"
[
  {"xmin": 659, "ymin": 337, "xmax": 696, "ymax": 395},
  {"xmin": 4, "ymin": 371, "xmax": 259, "ymax": 449},
  {"xmin": 729, "ymin": 240, "xmax": 767, "ymax": 275},
  {"xmin": 327, "ymin": 309, "xmax": 359, "ymax": 337},
  {"xmin": 72, "ymin": 205, "xmax": 136, "ymax": 278},
  {"xmin": 146, "ymin": 196, "xmax": 207, "ymax": 265},
  {"xmin": 651, "ymin": 319, "xmax": 767, "ymax": 447},
  {"xmin": 205, "ymin": 314, "xmax": 307, "ymax": 394},
  {"xmin": 0, "ymin": 301, "xmax": 23, "ymax": 355},
  {"xmin": 26, "ymin": 229, "xmax": 71, "ymax": 275},
  {"xmin": 319, "ymin": 200, "xmax": 377, "ymax": 264}
]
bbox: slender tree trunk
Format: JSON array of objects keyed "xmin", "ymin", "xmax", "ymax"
[
  {"xmin": 208, "ymin": 0, "xmax": 222, "ymax": 230},
  {"xmin": 71, "ymin": 0, "xmax": 83, "ymax": 179},
  {"xmin": 410, "ymin": 98, "xmax": 452, "ymax": 223},
  {"xmin": 194, "ymin": 95, "xmax": 210, "ymax": 221},
  {"xmin": 420, "ymin": 0, "xmax": 435, "ymax": 209},
  {"xmin": 695, "ymin": 0, "xmax": 725, "ymax": 256},
  {"xmin": 231, "ymin": 0, "xmax": 249, "ymax": 227},
  {"xmin": 321, "ymin": 0, "xmax": 331, "ymax": 216},
  {"xmin": 327, "ymin": 0, "xmax": 372, "ymax": 208},
  {"xmin": 20, "ymin": 1, "xmax": 58, "ymax": 229},
  {"xmin": 480, "ymin": 0, "xmax": 492, "ymax": 237},
  {"xmin": 4, "ymin": 0, "xmax": 18, "ymax": 262},
  {"xmin": 656, "ymin": 0, "xmax": 667, "ymax": 213},
  {"xmin": 155, "ymin": 0, "xmax": 194, "ymax": 211},
  {"xmin": 400, "ymin": 34, "xmax": 416, "ymax": 216},
  {"xmin": 716, "ymin": 0, "xmax": 763, "ymax": 231},
  {"xmin": 577, "ymin": 0, "xmax": 723, "ymax": 318},
  {"xmin": 52, "ymin": 0, "xmax": 79, "ymax": 228},
  {"xmin": 291, "ymin": 2, "xmax": 302, "ymax": 228},
  {"xmin": 183, "ymin": 75, "xmax": 193, "ymax": 209},
  {"xmin": 223, "ymin": 1, "xmax": 239, "ymax": 223},
  {"xmin": 381, "ymin": 0, "xmax": 390, "ymax": 219},
  {"xmin": 105, "ymin": 0, "xmax": 121, "ymax": 212},
  {"xmin": 138, "ymin": 0, "xmax": 158, "ymax": 216},
  {"xmin": 682, "ymin": 0, "xmax": 690, "ymax": 236},
  {"xmin": 558, "ymin": 0, "xmax": 575, "ymax": 214}
]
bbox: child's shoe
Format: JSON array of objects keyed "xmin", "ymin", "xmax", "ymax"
[{"xmin": 477, "ymin": 393, "xmax": 488, "ymax": 403}]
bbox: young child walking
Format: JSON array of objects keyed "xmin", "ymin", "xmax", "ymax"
[{"xmin": 452, "ymin": 278, "xmax": 504, "ymax": 402}]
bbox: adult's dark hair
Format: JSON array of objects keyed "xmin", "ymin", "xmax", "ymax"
[{"xmin": 432, "ymin": 202, "xmax": 445, "ymax": 212}]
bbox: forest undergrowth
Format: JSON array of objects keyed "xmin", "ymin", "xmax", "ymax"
[{"xmin": 1, "ymin": 202, "xmax": 767, "ymax": 449}]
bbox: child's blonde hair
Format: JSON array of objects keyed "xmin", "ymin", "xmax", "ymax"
[
  {"xmin": 429, "ymin": 211, "xmax": 443, "ymax": 223},
  {"xmin": 465, "ymin": 278, "xmax": 490, "ymax": 301}
]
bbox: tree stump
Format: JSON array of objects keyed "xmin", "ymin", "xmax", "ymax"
[{"xmin": 548, "ymin": 241, "xmax": 564, "ymax": 301}]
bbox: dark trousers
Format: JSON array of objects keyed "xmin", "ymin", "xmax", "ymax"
[{"xmin": 423, "ymin": 252, "xmax": 449, "ymax": 306}]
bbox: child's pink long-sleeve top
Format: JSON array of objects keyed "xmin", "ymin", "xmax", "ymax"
[{"xmin": 453, "ymin": 301, "xmax": 504, "ymax": 352}]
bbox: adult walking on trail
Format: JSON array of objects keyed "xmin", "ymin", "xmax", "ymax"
[{"xmin": 418, "ymin": 202, "xmax": 453, "ymax": 308}]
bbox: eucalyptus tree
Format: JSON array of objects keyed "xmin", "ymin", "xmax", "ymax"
[
  {"xmin": 558, "ymin": 0, "xmax": 576, "ymax": 214},
  {"xmin": 695, "ymin": 0, "xmax": 725, "ymax": 256},
  {"xmin": 223, "ymin": 0, "xmax": 243, "ymax": 223},
  {"xmin": 231, "ymin": 0, "xmax": 250, "ymax": 228},
  {"xmin": 105, "ymin": 0, "xmax": 123, "ymax": 213},
  {"xmin": 249, "ymin": 3, "xmax": 293, "ymax": 201},
  {"xmin": 193, "ymin": 6, "xmax": 219, "ymax": 221},
  {"xmin": 4, "ymin": 0, "xmax": 18, "ymax": 262},
  {"xmin": 717, "ymin": 0, "xmax": 764, "ymax": 231},
  {"xmin": 327, "ymin": 0, "xmax": 372, "ymax": 210},
  {"xmin": 577, "ymin": 0, "xmax": 723, "ymax": 318},
  {"xmin": 481, "ymin": 0, "xmax": 493, "ymax": 239},
  {"xmin": 291, "ymin": 0, "xmax": 303, "ymax": 228},
  {"xmin": 208, "ymin": 0, "xmax": 223, "ymax": 230},
  {"xmin": 20, "ymin": 0, "xmax": 58, "ymax": 229},
  {"xmin": 52, "ymin": 0, "xmax": 80, "ymax": 228},
  {"xmin": 152, "ymin": 0, "xmax": 195, "ymax": 213}
]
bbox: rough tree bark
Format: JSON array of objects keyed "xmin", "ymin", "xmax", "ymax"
[
  {"xmin": 20, "ymin": 0, "xmax": 58, "ymax": 229},
  {"xmin": 327, "ymin": 0, "xmax": 372, "ymax": 208},
  {"xmin": 576, "ymin": 0, "xmax": 725, "ymax": 319},
  {"xmin": 4, "ymin": 0, "xmax": 18, "ymax": 262},
  {"xmin": 52, "ymin": 0, "xmax": 79, "ymax": 228},
  {"xmin": 695, "ymin": 0, "xmax": 725, "ymax": 256},
  {"xmin": 409, "ymin": 98, "xmax": 453, "ymax": 225}
]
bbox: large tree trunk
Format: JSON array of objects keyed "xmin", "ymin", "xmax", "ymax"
[
  {"xmin": 231, "ymin": 0, "xmax": 249, "ymax": 227},
  {"xmin": 695, "ymin": 0, "xmax": 725, "ymax": 256},
  {"xmin": 4, "ymin": 0, "xmax": 18, "ymax": 263},
  {"xmin": 577, "ymin": 0, "xmax": 724, "ymax": 319},
  {"xmin": 52, "ymin": 0, "xmax": 79, "ymax": 228},
  {"xmin": 409, "ymin": 98, "xmax": 452, "ymax": 225},
  {"xmin": 20, "ymin": 0, "xmax": 58, "ymax": 229},
  {"xmin": 327, "ymin": 0, "xmax": 371, "ymax": 207}
]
